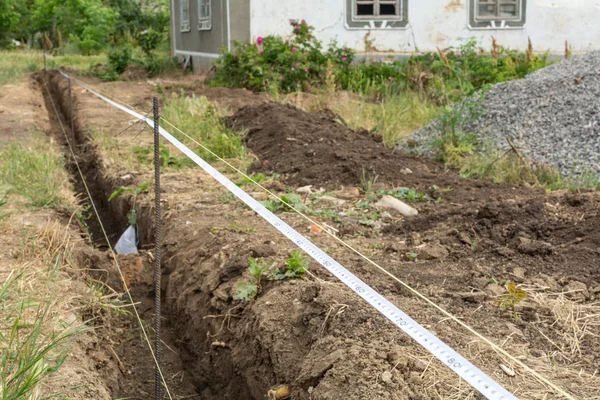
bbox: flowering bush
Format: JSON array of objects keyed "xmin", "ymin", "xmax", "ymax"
[{"xmin": 210, "ymin": 20, "xmax": 353, "ymax": 93}]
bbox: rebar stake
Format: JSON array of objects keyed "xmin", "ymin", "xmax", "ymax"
[
  {"xmin": 68, "ymin": 78, "xmax": 74, "ymax": 140},
  {"xmin": 153, "ymin": 96, "xmax": 162, "ymax": 400}
]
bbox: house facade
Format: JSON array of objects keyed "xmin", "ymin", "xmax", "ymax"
[{"xmin": 169, "ymin": 0, "xmax": 600, "ymax": 71}]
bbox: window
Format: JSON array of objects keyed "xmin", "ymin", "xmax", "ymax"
[
  {"xmin": 198, "ymin": 0, "xmax": 211, "ymax": 30},
  {"xmin": 346, "ymin": 0, "xmax": 408, "ymax": 29},
  {"xmin": 180, "ymin": 0, "xmax": 190, "ymax": 32},
  {"xmin": 469, "ymin": 0, "xmax": 525, "ymax": 28},
  {"xmin": 476, "ymin": 0, "xmax": 519, "ymax": 20},
  {"xmin": 355, "ymin": 0, "xmax": 400, "ymax": 19}
]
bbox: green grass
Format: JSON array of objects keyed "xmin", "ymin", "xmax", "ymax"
[
  {"xmin": 0, "ymin": 263, "xmax": 85, "ymax": 399},
  {"xmin": 0, "ymin": 50, "xmax": 105, "ymax": 86},
  {"xmin": 299, "ymin": 89, "xmax": 439, "ymax": 148},
  {"xmin": 370, "ymin": 92, "xmax": 440, "ymax": 147},
  {"xmin": 161, "ymin": 94, "xmax": 247, "ymax": 162},
  {"xmin": 0, "ymin": 142, "xmax": 71, "ymax": 208}
]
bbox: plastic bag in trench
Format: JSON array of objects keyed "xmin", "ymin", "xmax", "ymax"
[{"xmin": 114, "ymin": 225, "xmax": 138, "ymax": 254}]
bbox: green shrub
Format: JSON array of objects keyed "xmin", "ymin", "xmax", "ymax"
[
  {"xmin": 106, "ymin": 44, "xmax": 132, "ymax": 74},
  {"xmin": 212, "ymin": 24, "xmax": 550, "ymax": 105},
  {"xmin": 211, "ymin": 19, "xmax": 353, "ymax": 93}
]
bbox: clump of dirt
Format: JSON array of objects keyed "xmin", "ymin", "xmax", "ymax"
[
  {"xmin": 226, "ymin": 102, "xmax": 438, "ymax": 188},
  {"xmin": 226, "ymin": 103, "xmax": 536, "ymax": 203}
]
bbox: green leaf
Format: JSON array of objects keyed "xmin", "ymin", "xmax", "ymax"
[
  {"xmin": 135, "ymin": 181, "xmax": 149, "ymax": 195},
  {"xmin": 108, "ymin": 186, "xmax": 131, "ymax": 201},
  {"xmin": 127, "ymin": 209, "xmax": 137, "ymax": 226},
  {"xmin": 233, "ymin": 281, "xmax": 258, "ymax": 301}
]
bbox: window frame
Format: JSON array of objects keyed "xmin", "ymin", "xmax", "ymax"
[
  {"xmin": 475, "ymin": 0, "xmax": 520, "ymax": 21},
  {"xmin": 354, "ymin": 0, "xmax": 401, "ymax": 20},
  {"xmin": 345, "ymin": 0, "xmax": 409, "ymax": 30},
  {"xmin": 468, "ymin": 0, "xmax": 526, "ymax": 29},
  {"xmin": 198, "ymin": 0, "xmax": 212, "ymax": 31},
  {"xmin": 180, "ymin": 0, "xmax": 191, "ymax": 32}
]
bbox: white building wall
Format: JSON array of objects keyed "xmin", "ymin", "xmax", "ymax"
[{"xmin": 249, "ymin": 0, "xmax": 600, "ymax": 55}]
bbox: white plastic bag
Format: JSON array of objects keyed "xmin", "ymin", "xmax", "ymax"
[{"xmin": 114, "ymin": 225, "xmax": 138, "ymax": 254}]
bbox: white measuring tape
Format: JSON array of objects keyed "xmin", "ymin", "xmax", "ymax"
[{"xmin": 59, "ymin": 70, "xmax": 517, "ymax": 400}]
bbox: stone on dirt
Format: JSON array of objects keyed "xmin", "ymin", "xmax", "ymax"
[
  {"xmin": 375, "ymin": 195, "xmax": 418, "ymax": 217},
  {"xmin": 417, "ymin": 242, "xmax": 449, "ymax": 260}
]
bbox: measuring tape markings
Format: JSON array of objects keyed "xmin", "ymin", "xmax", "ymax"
[{"xmin": 59, "ymin": 70, "xmax": 516, "ymax": 400}]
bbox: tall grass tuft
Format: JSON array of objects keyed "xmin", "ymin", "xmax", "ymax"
[
  {"xmin": 161, "ymin": 94, "xmax": 247, "ymax": 162},
  {"xmin": 0, "ymin": 264, "xmax": 85, "ymax": 399},
  {"xmin": 0, "ymin": 143, "xmax": 69, "ymax": 208}
]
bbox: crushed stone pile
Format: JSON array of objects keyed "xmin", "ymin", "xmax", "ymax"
[{"xmin": 407, "ymin": 51, "xmax": 600, "ymax": 176}]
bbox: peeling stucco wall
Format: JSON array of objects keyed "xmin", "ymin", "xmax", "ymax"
[{"xmin": 249, "ymin": 0, "xmax": 600, "ymax": 54}]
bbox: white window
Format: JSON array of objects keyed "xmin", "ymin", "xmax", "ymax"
[
  {"xmin": 180, "ymin": 0, "xmax": 190, "ymax": 32},
  {"xmin": 469, "ymin": 0, "xmax": 525, "ymax": 28},
  {"xmin": 355, "ymin": 0, "xmax": 401, "ymax": 20},
  {"xmin": 476, "ymin": 0, "xmax": 520, "ymax": 20},
  {"xmin": 198, "ymin": 0, "xmax": 211, "ymax": 30}
]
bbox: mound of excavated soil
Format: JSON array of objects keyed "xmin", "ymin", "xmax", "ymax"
[{"xmin": 226, "ymin": 103, "xmax": 442, "ymax": 189}]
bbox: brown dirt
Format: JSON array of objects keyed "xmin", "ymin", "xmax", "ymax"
[
  {"xmin": 226, "ymin": 102, "xmax": 538, "ymax": 206},
  {"xmin": 25, "ymin": 71, "xmax": 600, "ymax": 400}
]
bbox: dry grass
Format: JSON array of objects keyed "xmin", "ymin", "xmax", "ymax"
[
  {"xmin": 0, "ymin": 133, "xmax": 77, "ymax": 212},
  {"xmin": 283, "ymin": 90, "xmax": 439, "ymax": 147},
  {"xmin": 0, "ymin": 50, "xmax": 104, "ymax": 86},
  {"xmin": 0, "ymin": 218, "xmax": 105, "ymax": 398},
  {"xmin": 525, "ymin": 286, "xmax": 600, "ymax": 358},
  {"xmin": 89, "ymin": 127, "xmax": 152, "ymax": 176}
]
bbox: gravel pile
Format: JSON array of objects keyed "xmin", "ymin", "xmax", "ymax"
[{"xmin": 406, "ymin": 51, "xmax": 600, "ymax": 176}]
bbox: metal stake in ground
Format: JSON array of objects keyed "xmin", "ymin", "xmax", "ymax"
[
  {"xmin": 68, "ymin": 78, "xmax": 74, "ymax": 139},
  {"xmin": 153, "ymin": 96, "xmax": 162, "ymax": 400}
]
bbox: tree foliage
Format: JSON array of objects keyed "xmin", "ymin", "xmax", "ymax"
[{"xmin": 0, "ymin": 0, "xmax": 170, "ymax": 53}]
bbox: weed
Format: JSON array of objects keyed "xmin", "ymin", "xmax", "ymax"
[
  {"xmin": 407, "ymin": 252, "xmax": 418, "ymax": 262},
  {"xmin": 238, "ymin": 173, "xmax": 282, "ymax": 186},
  {"xmin": 233, "ymin": 281, "xmax": 258, "ymax": 301},
  {"xmin": 392, "ymin": 187, "xmax": 428, "ymax": 202},
  {"xmin": 233, "ymin": 257, "xmax": 274, "ymax": 301},
  {"xmin": 108, "ymin": 181, "xmax": 149, "ymax": 226},
  {"xmin": 133, "ymin": 144, "xmax": 192, "ymax": 168},
  {"xmin": 219, "ymin": 193, "xmax": 235, "ymax": 204},
  {"xmin": 0, "ymin": 265, "xmax": 85, "ymax": 398},
  {"xmin": 271, "ymin": 250, "xmax": 310, "ymax": 280},
  {"xmin": 0, "ymin": 190, "xmax": 10, "ymax": 221},
  {"xmin": 360, "ymin": 168, "xmax": 379, "ymax": 195},
  {"xmin": 0, "ymin": 143, "xmax": 70, "ymax": 208},
  {"xmin": 498, "ymin": 282, "xmax": 528, "ymax": 319},
  {"xmin": 315, "ymin": 208, "xmax": 341, "ymax": 223},
  {"xmin": 262, "ymin": 193, "xmax": 311, "ymax": 214},
  {"xmin": 428, "ymin": 92, "xmax": 485, "ymax": 165},
  {"xmin": 161, "ymin": 94, "xmax": 247, "ymax": 161}
]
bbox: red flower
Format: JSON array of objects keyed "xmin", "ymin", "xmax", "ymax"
[
  {"xmin": 256, "ymin": 37, "xmax": 264, "ymax": 45},
  {"xmin": 291, "ymin": 47, "xmax": 298, "ymax": 52}
]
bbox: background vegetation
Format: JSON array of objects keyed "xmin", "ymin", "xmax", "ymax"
[{"xmin": 0, "ymin": 0, "xmax": 174, "ymax": 80}]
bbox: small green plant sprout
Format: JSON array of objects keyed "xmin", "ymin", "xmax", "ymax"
[
  {"xmin": 360, "ymin": 168, "xmax": 379, "ymax": 195},
  {"xmin": 233, "ymin": 257, "xmax": 274, "ymax": 301},
  {"xmin": 407, "ymin": 252, "xmax": 418, "ymax": 262},
  {"xmin": 261, "ymin": 193, "xmax": 310, "ymax": 214},
  {"xmin": 271, "ymin": 250, "xmax": 310, "ymax": 280},
  {"xmin": 393, "ymin": 187, "xmax": 427, "ymax": 202},
  {"xmin": 0, "ymin": 190, "xmax": 10, "ymax": 221},
  {"xmin": 498, "ymin": 281, "xmax": 528, "ymax": 319},
  {"xmin": 108, "ymin": 181, "xmax": 149, "ymax": 226},
  {"xmin": 233, "ymin": 282, "xmax": 258, "ymax": 301}
]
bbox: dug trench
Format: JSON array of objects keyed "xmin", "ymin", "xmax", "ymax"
[
  {"xmin": 37, "ymin": 71, "xmax": 203, "ymax": 399},
  {"xmin": 35, "ymin": 71, "xmax": 600, "ymax": 399}
]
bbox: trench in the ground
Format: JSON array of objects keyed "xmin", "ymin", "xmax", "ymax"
[{"xmin": 36, "ymin": 71, "xmax": 262, "ymax": 399}]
